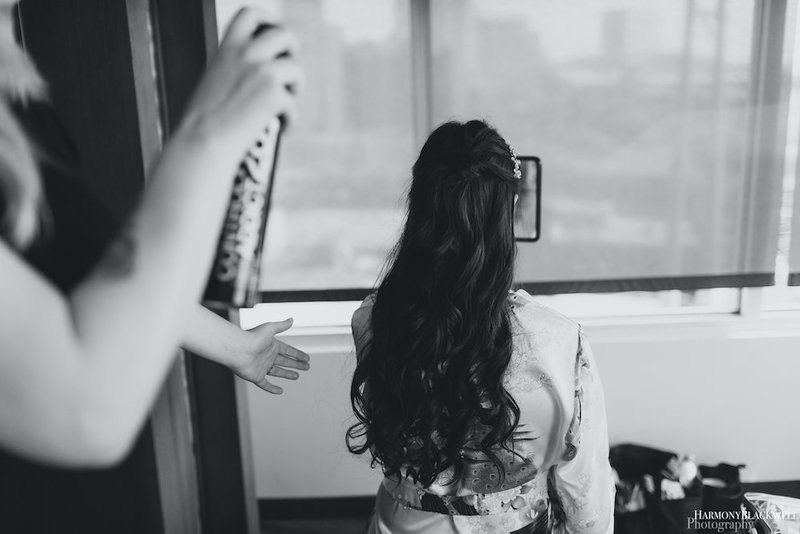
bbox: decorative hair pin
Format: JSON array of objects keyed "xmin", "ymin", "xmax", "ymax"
[{"xmin": 508, "ymin": 142, "xmax": 522, "ymax": 180}]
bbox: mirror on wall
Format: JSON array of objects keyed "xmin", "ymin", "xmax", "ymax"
[{"xmin": 514, "ymin": 156, "xmax": 542, "ymax": 242}]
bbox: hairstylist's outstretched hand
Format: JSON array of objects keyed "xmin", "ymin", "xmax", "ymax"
[
  {"xmin": 176, "ymin": 7, "xmax": 303, "ymax": 158},
  {"xmin": 182, "ymin": 309, "xmax": 310, "ymax": 396},
  {"xmin": 231, "ymin": 318, "xmax": 311, "ymax": 395}
]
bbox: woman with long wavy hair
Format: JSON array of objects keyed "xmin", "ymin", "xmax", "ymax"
[{"xmin": 349, "ymin": 120, "xmax": 614, "ymax": 533}]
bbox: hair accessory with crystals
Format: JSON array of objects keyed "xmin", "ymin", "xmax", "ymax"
[{"xmin": 508, "ymin": 143, "xmax": 522, "ymax": 180}]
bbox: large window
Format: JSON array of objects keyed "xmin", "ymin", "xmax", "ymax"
[
  {"xmin": 430, "ymin": 1, "xmax": 774, "ymax": 292},
  {"xmin": 216, "ymin": 0, "xmax": 800, "ymax": 317}
]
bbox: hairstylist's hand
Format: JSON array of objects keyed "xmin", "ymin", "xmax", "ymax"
[
  {"xmin": 176, "ymin": 7, "xmax": 303, "ymax": 156},
  {"xmin": 231, "ymin": 318, "xmax": 311, "ymax": 394}
]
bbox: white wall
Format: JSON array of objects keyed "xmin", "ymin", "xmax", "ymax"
[{"xmin": 242, "ymin": 313, "xmax": 800, "ymax": 499}]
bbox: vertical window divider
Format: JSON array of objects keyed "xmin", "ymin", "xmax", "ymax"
[
  {"xmin": 739, "ymin": 0, "xmax": 793, "ymax": 279},
  {"xmin": 740, "ymin": 287, "xmax": 765, "ymax": 318},
  {"xmin": 126, "ymin": 1, "xmax": 204, "ymax": 531},
  {"xmin": 410, "ymin": 0, "xmax": 433, "ymax": 149},
  {"xmin": 783, "ymin": 0, "xmax": 800, "ymax": 287}
]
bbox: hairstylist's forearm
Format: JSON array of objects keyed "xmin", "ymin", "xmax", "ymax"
[
  {"xmin": 69, "ymin": 135, "xmax": 239, "ymax": 444},
  {"xmin": 0, "ymin": 136, "xmax": 237, "ymax": 468},
  {"xmin": 182, "ymin": 306, "xmax": 310, "ymax": 395},
  {"xmin": 182, "ymin": 304, "xmax": 247, "ymax": 369},
  {"xmin": 63, "ymin": 12, "xmax": 301, "ymax": 462}
]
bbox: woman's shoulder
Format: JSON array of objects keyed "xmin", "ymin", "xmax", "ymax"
[
  {"xmin": 509, "ymin": 289, "xmax": 579, "ymax": 337},
  {"xmin": 352, "ymin": 290, "xmax": 581, "ymax": 344},
  {"xmin": 351, "ymin": 292, "xmax": 376, "ymax": 334},
  {"xmin": 351, "ymin": 293, "xmax": 377, "ymax": 355}
]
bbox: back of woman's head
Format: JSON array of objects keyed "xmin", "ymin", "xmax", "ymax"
[{"xmin": 348, "ymin": 120, "xmax": 521, "ymax": 487}]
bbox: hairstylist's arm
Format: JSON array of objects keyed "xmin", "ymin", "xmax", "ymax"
[
  {"xmin": 183, "ymin": 306, "xmax": 310, "ymax": 395},
  {"xmin": 0, "ymin": 8, "xmax": 302, "ymax": 468}
]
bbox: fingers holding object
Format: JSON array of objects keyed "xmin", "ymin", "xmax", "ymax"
[
  {"xmin": 221, "ymin": 7, "xmax": 277, "ymax": 48},
  {"xmin": 248, "ymin": 25, "xmax": 300, "ymax": 62}
]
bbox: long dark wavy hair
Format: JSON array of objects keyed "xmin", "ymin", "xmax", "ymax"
[{"xmin": 347, "ymin": 120, "xmax": 521, "ymax": 488}]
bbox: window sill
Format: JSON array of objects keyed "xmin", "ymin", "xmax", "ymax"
[{"xmin": 258, "ymin": 308, "xmax": 800, "ymax": 356}]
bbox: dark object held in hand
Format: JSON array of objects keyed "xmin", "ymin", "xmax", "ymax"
[{"xmin": 202, "ymin": 24, "xmax": 287, "ymax": 309}]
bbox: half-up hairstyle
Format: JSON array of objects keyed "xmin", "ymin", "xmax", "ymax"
[{"xmin": 348, "ymin": 120, "xmax": 521, "ymax": 488}]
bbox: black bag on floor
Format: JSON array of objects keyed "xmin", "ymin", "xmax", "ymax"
[
  {"xmin": 695, "ymin": 463, "xmax": 746, "ymax": 534},
  {"xmin": 611, "ymin": 444, "xmax": 702, "ymax": 534}
]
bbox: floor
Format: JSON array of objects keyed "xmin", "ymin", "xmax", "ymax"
[{"xmin": 261, "ymin": 517, "xmax": 368, "ymax": 534}]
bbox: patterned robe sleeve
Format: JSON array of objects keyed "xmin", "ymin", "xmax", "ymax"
[{"xmin": 552, "ymin": 327, "xmax": 615, "ymax": 533}]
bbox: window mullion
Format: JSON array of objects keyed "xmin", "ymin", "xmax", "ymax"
[
  {"xmin": 410, "ymin": 0, "xmax": 433, "ymax": 150},
  {"xmin": 740, "ymin": 287, "xmax": 765, "ymax": 318}
]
